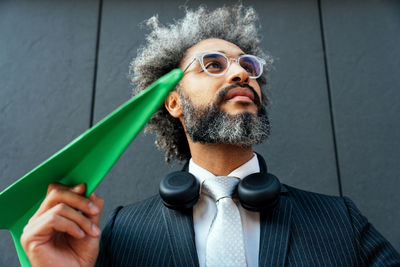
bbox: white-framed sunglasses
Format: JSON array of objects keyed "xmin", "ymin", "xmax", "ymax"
[{"xmin": 183, "ymin": 51, "xmax": 266, "ymax": 79}]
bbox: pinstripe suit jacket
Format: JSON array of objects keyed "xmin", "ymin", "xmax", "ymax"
[{"xmin": 96, "ymin": 184, "xmax": 400, "ymax": 267}]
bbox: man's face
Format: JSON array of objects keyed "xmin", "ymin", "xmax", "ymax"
[
  {"xmin": 179, "ymin": 38, "xmax": 263, "ymax": 115},
  {"xmin": 174, "ymin": 38, "xmax": 270, "ymax": 145}
]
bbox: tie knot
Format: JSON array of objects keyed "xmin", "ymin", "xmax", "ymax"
[{"xmin": 202, "ymin": 176, "xmax": 240, "ymax": 201}]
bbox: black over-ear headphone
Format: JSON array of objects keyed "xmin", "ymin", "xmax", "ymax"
[{"xmin": 159, "ymin": 153, "xmax": 281, "ymax": 211}]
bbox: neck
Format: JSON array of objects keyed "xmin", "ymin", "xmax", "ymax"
[{"xmin": 188, "ymin": 141, "xmax": 254, "ymax": 176}]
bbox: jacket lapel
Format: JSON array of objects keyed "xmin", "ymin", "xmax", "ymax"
[
  {"xmin": 162, "ymin": 206, "xmax": 200, "ymax": 267},
  {"xmin": 259, "ymin": 185, "xmax": 292, "ymax": 266}
]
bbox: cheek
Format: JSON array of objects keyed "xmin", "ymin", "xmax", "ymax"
[
  {"xmin": 250, "ymin": 82, "xmax": 262, "ymax": 99},
  {"xmin": 181, "ymin": 76, "xmax": 223, "ymax": 103}
]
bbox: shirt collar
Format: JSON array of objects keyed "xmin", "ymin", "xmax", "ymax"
[{"xmin": 188, "ymin": 153, "xmax": 260, "ymax": 185}]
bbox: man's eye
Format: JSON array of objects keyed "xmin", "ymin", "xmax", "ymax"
[{"xmin": 205, "ymin": 61, "xmax": 223, "ymax": 70}]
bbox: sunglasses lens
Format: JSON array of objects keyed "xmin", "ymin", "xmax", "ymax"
[
  {"xmin": 239, "ymin": 56, "xmax": 262, "ymax": 77},
  {"xmin": 202, "ymin": 53, "xmax": 228, "ymax": 74}
]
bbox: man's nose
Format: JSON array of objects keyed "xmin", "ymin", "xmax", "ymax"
[{"xmin": 226, "ymin": 61, "xmax": 250, "ymax": 84}]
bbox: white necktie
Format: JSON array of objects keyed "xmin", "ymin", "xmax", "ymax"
[{"xmin": 202, "ymin": 176, "xmax": 247, "ymax": 267}]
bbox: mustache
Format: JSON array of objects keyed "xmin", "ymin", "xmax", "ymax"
[{"xmin": 215, "ymin": 83, "xmax": 261, "ymax": 107}]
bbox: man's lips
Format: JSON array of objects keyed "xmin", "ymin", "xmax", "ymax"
[{"xmin": 224, "ymin": 88, "xmax": 255, "ymax": 103}]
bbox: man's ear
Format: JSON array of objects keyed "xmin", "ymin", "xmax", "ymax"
[{"xmin": 165, "ymin": 91, "xmax": 183, "ymax": 118}]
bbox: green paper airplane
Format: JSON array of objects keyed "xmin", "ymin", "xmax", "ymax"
[{"xmin": 0, "ymin": 69, "xmax": 183, "ymax": 267}]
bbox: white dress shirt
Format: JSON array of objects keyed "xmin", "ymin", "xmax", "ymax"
[{"xmin": 190, "ymin": 153, "xmax": 260, "ymax": 267}]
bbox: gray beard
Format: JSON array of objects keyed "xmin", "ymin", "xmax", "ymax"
[{"xmin": 179, "ymin": 91, "xmax": 270, "ymax": 146}]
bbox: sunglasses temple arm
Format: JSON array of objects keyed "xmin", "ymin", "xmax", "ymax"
[{"xmin": 183, "ymin": 58, "xmax": 196, "ymax": 73}]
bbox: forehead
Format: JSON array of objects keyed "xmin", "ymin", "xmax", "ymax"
[{"xmin": 182, "ymin": 38, "xmax": 244, "ymax": 65}]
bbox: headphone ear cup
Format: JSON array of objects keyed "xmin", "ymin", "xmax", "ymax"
[
  {"xmin": 159, "ymin": 171, "xmax": 200, "ymax": 210},
  {"xmin": 238, "ymin": 173, "xmax": 281, "ymax": 211}
]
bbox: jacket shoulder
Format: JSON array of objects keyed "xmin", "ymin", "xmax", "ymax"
[
  {"xmin": 118, "ymin": 194, "xmax": 163, "ymax": 218},
  {"xmin": 96, "ymin": 195, "xmax": 173, "ymax": 267},
  {"xmin": 283, "ymin": 184, "xmax": 346, "ymax": 209},
  {"xmin": 282, "ymin": 184, "xmax": 352, "ymax": 229},
  {"xmin": 282, "ymin": 185, "xmax": 400, "ymax": 265},
  {"xmin": 111, "ymin": 195, "xmax": 166, "ymax": 241}
]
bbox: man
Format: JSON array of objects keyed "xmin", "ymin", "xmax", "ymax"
[{"xmin": 21, "ymin": 4, "xmax": 400, "ymax": 267}]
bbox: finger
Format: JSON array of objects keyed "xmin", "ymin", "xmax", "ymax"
[
  {"xmin": 46, "ymin": 183, "xmax": 86, "ymax": 196},
  {"xmin": 35, "ymin": 186, "xmax": 100, "ymax": 219},
  {"xmin": 87, "ymin": 193, "xmax": 104, "ymax": 226},
  {"xmin": 70, "ymin": 183, "xmax": 86, "ymax": 195},
  {"xmin": 31, "ymin": 183, "xmax": 81, "ymax": 221},
  {"xmin": 22, "ymin": 213, "xmax": 86, "ymax": 250},
  {"xmin": 25, "ymin": 203, "xmax": 101, "ymax": 241},
  {"xmin": 48, "ymin": 203, "xmax": 101, "ymax": 237}
]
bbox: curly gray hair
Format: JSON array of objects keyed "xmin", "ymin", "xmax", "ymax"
[{"xmin": 129, "ymin": 4, "xmax": 273, "ymax": 164}]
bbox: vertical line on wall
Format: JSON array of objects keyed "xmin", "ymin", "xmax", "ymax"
[
  {"xmin": 317, "ymin": 0, "xmax": 343, "ymax": 197},
  {"xmin": 89, "ymin": 0, "xmax": 104, "ymax": 127}
]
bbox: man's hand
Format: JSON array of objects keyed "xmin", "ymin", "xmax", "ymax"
[{"xmin": 21, "ymin": 183, "xmax": 104, "ymax": 267}]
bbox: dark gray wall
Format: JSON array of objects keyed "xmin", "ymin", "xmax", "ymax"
[
  {"xmin": 0, "ymin": 0, "xmax": 99, "ymax": 265},
  {"xmin": 321, "ymin": 0, "xmax": 400, "ymax": 250},
  {"xmin": 1, "ymin": 0, "xmax": 399, "ymax": 265}
]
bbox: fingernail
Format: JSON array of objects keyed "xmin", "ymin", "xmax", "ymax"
[
  {"xmin": 92, "ymin": 224, "xmax": 101, "ymax": 236},
  {"xmin": 90, "ymin": 192, "xmax": 97, "ymax": 200},
  {"xmin": 72, "ymin": 184, "xmax": 84, "ymax": 193},
  {"xmin": 78, "ymin": 228, "xmax": 85, "ymax": 237},
  {"xmin": 88, "ymin": 202, "xmax": 100, "ymax": 213}
]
